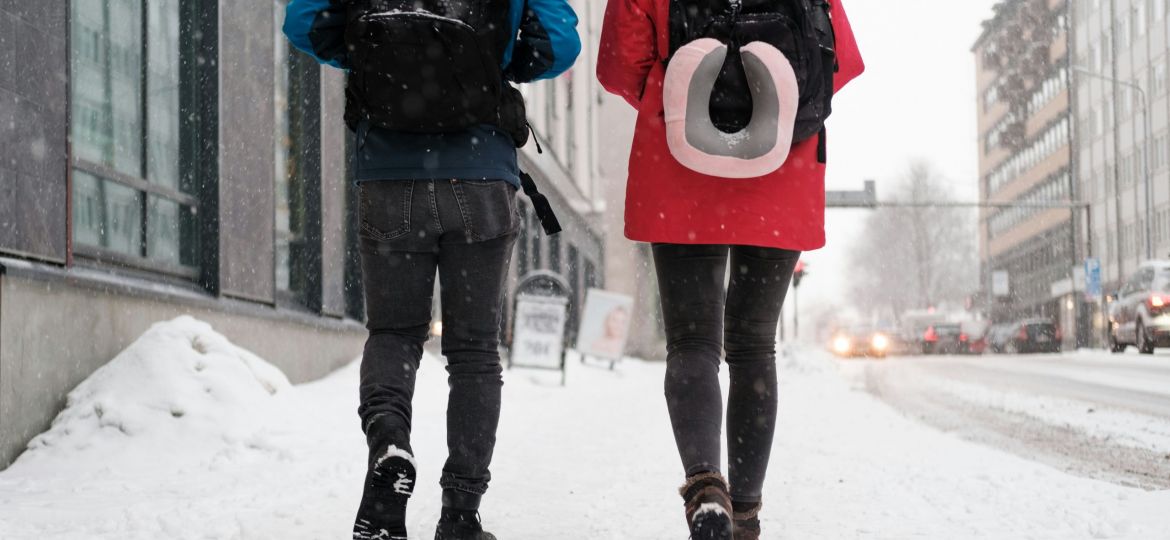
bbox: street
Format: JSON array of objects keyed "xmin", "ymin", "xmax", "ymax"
[{"xmin": 852, "ymin": 351, "xmax": 1170, "ymax": 490}]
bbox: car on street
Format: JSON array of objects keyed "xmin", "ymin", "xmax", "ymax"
[
  {"xmin": 992, "ymin": 318, "xmax": 1062, "ymax": 354},
  {"xmin": 986, "ymin": 323, "xmax": 1017, "ymax": 354},
  {"xmin": 958, "ymin": 320, "xmax": 991, "ymax": 355},
  {"xmin": 831, "ymin": 325, "xmax": 894, "ymax": 359},
  {"xmin": 921, "ymin": 323, "xmax": 964, "ymax": 355},
  {"xmin": 1109, "ymin": 261, "xmax": 1170, "ymax": 354}
]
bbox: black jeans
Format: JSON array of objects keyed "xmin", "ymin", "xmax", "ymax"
[
  {"xmin": 652, "ymin": 243, "xmax": 800, "ymax": 504},
  {"xmin": 357, "ymin": 179, "xmax": 519, "ymax": 503}
]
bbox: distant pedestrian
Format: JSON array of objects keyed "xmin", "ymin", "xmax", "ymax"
[
  {"xmin": 598, "ymin": 0, "xmax": 863, "ymax": 538},
  {"xmin": 284, "ymin": 1, "xmax": 579, "ymax": 538}
]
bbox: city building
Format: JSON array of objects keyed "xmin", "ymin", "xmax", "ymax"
[
  {"xmin": 512, "ymin": 0, "xmax": 609, "ymax": 351},
  {"xmin": 1070, "ymin": 0, "xmax": 1170, "ymax": 328},
  {"xmin": 0, "ymin": 1, "xmax": 605, "ymax": 468},
  {"xmin": 582, "ymin": 1, "xmax": 667, "ymax": 358},
  {"xmin": 974, "ymin": 0, "xmax": 1084, "ymax": 345}
]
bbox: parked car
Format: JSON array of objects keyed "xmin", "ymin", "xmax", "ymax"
[
  {"xmin": 998, "ymin": 318, "xmax": 1062, "ymax": 354},
  {"xmin": 958, "ymin": 320, "xmax": 991, "ymax": 355},
  {"xmin": 921, "ymin": 323, "xmax": 964, "ymax": 355},
  {"xmin": 831, "ymin": 325, "xmax": 894, "ymax": 359},
  {"xmin": 986, "ymin": 323, "xmax": 1017, "ymax": 354},
  {"xmin": 1109, "ymin": 261, "xmax": 1170, "ymax": 354}
]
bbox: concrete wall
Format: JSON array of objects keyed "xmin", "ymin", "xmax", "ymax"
[
  {"xmin": 218, "ymin": 0, "xmax": 277, "ymax": 303},
  {"xmin": 320, "ymin": 68, "xmax": 349, "ymax": 317},
  {"xmin": 0, "ymin": 1, "xmax": 69, "ymax": 263},
  {"xmin": 0, "ymin": 262, "xmax": 365, "ymax": 469}
]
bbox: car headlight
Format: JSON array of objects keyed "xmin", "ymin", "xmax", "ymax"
[
  {"xmin": 833, "ymin": 336, "xmax": 852, "ymax": 355},
  {"xmin": 871, "ymin": 333, "xmax": 890, "ymax": 351}
]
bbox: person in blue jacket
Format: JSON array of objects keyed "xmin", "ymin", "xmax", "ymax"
[{"xmin": 284, "ymin": 2, "xmax": 580, "ymax": 539}]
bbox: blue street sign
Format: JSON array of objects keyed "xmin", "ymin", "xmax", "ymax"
[{"xmin": 1085, "ymin": 258, "xmax": 1102, "ymax": 297}]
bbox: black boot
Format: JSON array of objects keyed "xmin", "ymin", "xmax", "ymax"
[
  {"xmin": 353, "ymin": 421, "xmax": 416, "ymax": 540},
  {"xmin": 434, "ymin": 507, "xmax": 497, "ymax": 540}
]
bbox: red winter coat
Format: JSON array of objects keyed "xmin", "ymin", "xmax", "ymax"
[{"xmin": 597, "ymin": 0, "xmax": 864, "ymax": 251}]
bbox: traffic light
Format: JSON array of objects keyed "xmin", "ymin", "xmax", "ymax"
[{"xmin": 793, "ymin": 260, "xmax": 806, "ymax": 288}]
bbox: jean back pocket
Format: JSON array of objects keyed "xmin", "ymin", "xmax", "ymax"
[
  {"xmin": 451, "ymin": 180, "xmax": 520, "ymax": 242},
  {"xmin": 359, "ymin": 181, "xmax": 415, "ymax": 241}
]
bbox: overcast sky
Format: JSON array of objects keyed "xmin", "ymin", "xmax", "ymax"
[{"xmin": 797, "ymin": 0, "xmax": 1003, "ymax": 329}]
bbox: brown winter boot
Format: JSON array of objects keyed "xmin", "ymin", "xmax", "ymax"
[
  {"xmin": 731, "ymin": 502, "xmax": 762, "ymax": 540},
  {"xmin": 679, "ymin": 472, "xmax": 734, "ymax": 540}
]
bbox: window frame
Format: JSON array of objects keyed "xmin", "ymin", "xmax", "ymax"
[
  {"xmin": 68, "ymin": 0, "xmax": 218, "ymax": 284},
  {"xmin": 273, "ymin": 0, "xmax": 324, "ymax": 310}
]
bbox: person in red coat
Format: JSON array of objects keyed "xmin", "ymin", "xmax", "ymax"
[{"xmin": 598, "ymin": 1, "xmax": 864, "ymax": 538}]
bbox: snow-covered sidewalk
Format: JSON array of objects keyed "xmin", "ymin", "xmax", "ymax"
[{"xmin": 1, "ymin": 318, "xmax": 1167, "ymax": 539}]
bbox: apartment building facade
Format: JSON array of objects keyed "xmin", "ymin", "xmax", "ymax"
[
  {"xmin": 975, "ymin": 0, "xmax": 1084, "ymax": 345},
  {"xmin": 1070, "ymin": 0, "xmax": 1170, "ymax": 307},
  {"xmin": 0, "ymin": 0, "xmax": 605, "ymax": 468}
]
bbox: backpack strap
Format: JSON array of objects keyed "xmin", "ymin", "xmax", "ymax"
[
  {"xmin": 817, "ymin": 128, "xmax": 827, "ymax": 164},
  {"xmin": 519, "ymin": 171, "xmax": 562, "ymax": 235}
]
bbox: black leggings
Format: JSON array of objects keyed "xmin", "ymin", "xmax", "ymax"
[{"xmin": 652, "ymin": 243, "xmax": 800, "ymax": 504}]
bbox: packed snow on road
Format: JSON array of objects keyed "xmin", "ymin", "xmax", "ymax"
[
  {"xmin": 856, "ymin": 351, "xmax": 1170, "ymax": 490},
  {"xmin": 0, "ymin": 318, "xmax": 1168, "ymax": 539}
]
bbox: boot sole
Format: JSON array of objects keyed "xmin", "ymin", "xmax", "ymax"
[
  {"xmin": 690, "ymin": 503, "xmax": 733, "ymax": 540},
  {"xmin": 354, "ymin": 446, "xmax": 416, "ymax": 540},
  {"xmin": 373, "ymin": 445, "xmax": 417, "ymax": 497}
]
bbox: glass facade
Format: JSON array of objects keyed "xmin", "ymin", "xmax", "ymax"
[
  {"xmin": 70, "ymin": 0, "xmax": 199, "ymax": 271},
  {"xmin": 274, "ymin": 0, "xmax": 319, "ymax": 304},
  {"xmin": 274, "ymin": 0, "xmax": 296, "ymax": 294},
  {"xmin": 72, "ymin": 170, "xmax": 142, "ymax": 257}
]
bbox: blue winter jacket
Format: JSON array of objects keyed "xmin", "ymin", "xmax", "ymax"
[{"xmin": 283, "ymin": 0, "xmax": 582, "ymax": 187}]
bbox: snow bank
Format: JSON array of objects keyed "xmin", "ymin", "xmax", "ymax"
[
  {"xmin": 0, "ymin": 317, "xmax": 364, "ymax": 539},
  {"xmin": 2, "ymin": 323, "xmax": 1168, "ymax": 539},
  {"xmin": 20, "ymin": 316, "xmax": 291, "ymax": 468}
]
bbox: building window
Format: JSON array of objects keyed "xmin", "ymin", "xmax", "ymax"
[
  {"xmin": 518, "ymin": 207, "xmax": 531, "ymax": 276},
  {"xmin": 548, "ymin": 81, "xmax": 559, "ymax": 140},
  {"xmin": 1153, "ymin": 132, "xmax": 1169, "ymax": 171},
  {"xmin": 70, "ymin": 0, "xmax": 206, "ymax": 276},
  {"xmin": 1152, "ymin": 61, "xmax": 1167, "ymax": 96},
  {"xmin": 549, "ymin": 233, "xmax": 561, "ymax": 273},
  {"xmin": 565, "ymin": 244, "xmax": 581, "ymax": 343},
  {"xmin": 1134, "ymin": 2, "xmax": 1147, "ymax": 39},
  {"xmin": 565, "ymin": 74, "xmax": 577, "ymax": 176},
  {"xmin": 274, "ymin": 1, "xmax": 322, "ymax": 306}
]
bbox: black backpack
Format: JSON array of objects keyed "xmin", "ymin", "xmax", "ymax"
[
  {"xmin": 668, "ymin": 0, "xmax": 836, "ymax": 156},
  {"xmin": 342, "ymin": 0, "xmax": 528, "ymax": 146},
  {"xmin": 342, "ymin": 0, "xmax": 561, "ymax": 234}
]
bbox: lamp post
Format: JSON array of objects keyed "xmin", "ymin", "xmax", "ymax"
[{"xmin": 1073, "ymin": 66, "xmax": 1153, "ymax": 261}]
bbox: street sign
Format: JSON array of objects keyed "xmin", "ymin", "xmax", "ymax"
[
  {"xmin": 992, "ymin": 271, "xmax": 1010, "ymax": 297},
  {"xmin": 512, "ymin": 294, "xmax": 568, "ymax": 370},
  {"xmin": 576, "ymin": 289, "xmax": 634, "ymax": 369},
  {"xmin": 825, "ymin": 180, "xmax": 877, "ymax": 208},
  {"xmin": 1085, "ymin": 258, "xmax": 1102, "ymax": 297},
  {"xmin": 508, "ymin": 271, "xmax": 572, "ymax": 385}
]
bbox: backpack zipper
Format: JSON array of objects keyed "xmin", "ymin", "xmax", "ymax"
[{"xmin": 362, "ymin": 10, "xmax": 476, "ymax": 32}]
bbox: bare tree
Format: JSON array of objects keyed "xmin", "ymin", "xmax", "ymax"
[{"xmin": 849, "ymin": 162, "xmax": 979, "ymax": 321}]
